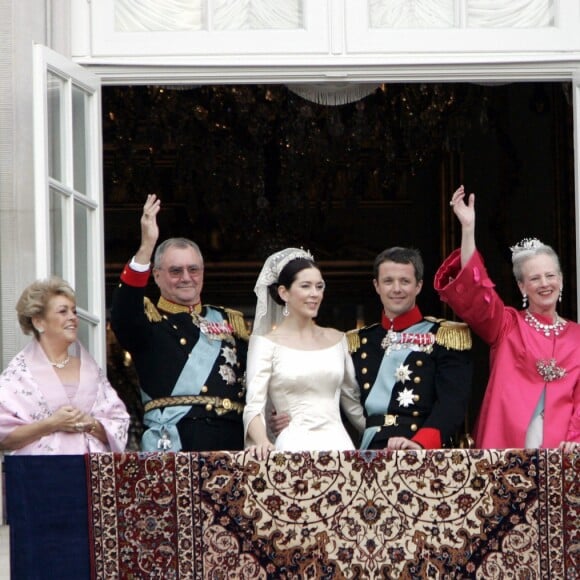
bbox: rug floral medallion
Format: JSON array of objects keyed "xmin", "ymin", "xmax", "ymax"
[{"xmin": 87, "ymin": 449, "xmax": 579, "ymax": 579}]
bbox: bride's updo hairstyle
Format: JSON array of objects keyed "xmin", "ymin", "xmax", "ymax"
[
  {"xmin": 268, "ymin": 257, "xmax": 317, "ymax": 306},
  {"xmin": 253, "ymin": 247, "xmax": 315, "ymax": 335}
]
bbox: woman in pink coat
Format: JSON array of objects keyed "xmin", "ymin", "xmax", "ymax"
[
  {"xmin": 0, "ymin": 277, "xmax": 129, "ymax": 454},
  {"xmin": 434, "ymin": 185, "xmax": 580, "ymax": 450}
]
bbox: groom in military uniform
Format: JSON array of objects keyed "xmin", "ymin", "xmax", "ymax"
[
  {"xmin": 110, "ymin": 194, "xmax": 248, "ymax": 452},
  {"xmin": 348, "ymin": 247, "xmax": 472, "ymax": 450}
]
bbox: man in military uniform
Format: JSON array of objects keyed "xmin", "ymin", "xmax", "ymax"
[
  {"xmin": 348, "ymin": 247, "xmax": 472, "ymax": 450},
  {"xmin": 110, "ymin": 194, "xmax": 248, "ymax": 452}
]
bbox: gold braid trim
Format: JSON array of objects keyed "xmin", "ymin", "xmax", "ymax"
[
  {"xmin": 434, "ymin": 320, "xmax": 472, "ymax": 351},
  {"xmin": 157, "ymin": 296, "xmax": 202, "ymax": 315},
  {"xmin": 144, "ymin": 395, "xmax": 244, "ymax": 415},
  {"xmin": 144, "ymin": 297, "xmax": 163, "ymax": 322},
  {"xmin": 225, "ymin": 307, "xmax": 250, "ymax": 341},
  {"xmin": 346, "ymin": 329, "xmax": 361, "ymax": 353}
]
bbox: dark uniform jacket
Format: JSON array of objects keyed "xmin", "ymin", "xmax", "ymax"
[
  {"xmin": 348, "ymin": 305, "xmax": 472, "ymax": 449},
  {"xmin": 110, "ymin": 264, "xmax": 248, "ymax": 452}
]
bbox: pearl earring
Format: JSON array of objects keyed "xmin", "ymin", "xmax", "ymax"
[
  {"xmin": 522, "ymin": 294, "xmax": 528, "ymax": 309},
  {"xmin": 283, "ymin": 302, "xmax": 289, "ymax": 317},
  {"xmin": 559, "ymin": 287, "xmax": 563, "ymax": 302},
  {"xmin": 35, "ymin": 327, "xmax": 44, "ymax": 334}
]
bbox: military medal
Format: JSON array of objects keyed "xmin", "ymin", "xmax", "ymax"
[
  {"xmin": 193, "ymin": 314, "xmax": 235, "ymax": 343},
  {"xmin": 381, "ymin": 329, "xmax": 435, "ymax": 355},
  {"xmin": 157, "ymin": 428, "xmax": 173, "ymax": 450}
]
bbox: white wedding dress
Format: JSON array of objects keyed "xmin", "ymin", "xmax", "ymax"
[{"xmin": 243, "ymin": 335, "xmax": 365, "ymax": 451}]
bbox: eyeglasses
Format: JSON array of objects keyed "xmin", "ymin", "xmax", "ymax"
[{"xmin": 157, "ymin": 265, "xmax": 204, "ymax": 277}]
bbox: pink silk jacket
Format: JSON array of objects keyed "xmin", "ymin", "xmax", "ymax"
[{"xmin": 435, "ymin": 249, "xmax": 580, "ymax": 448}]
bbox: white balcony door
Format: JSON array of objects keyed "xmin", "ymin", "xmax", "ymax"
[{"xmin": 33, "ymin": 45, "xmax": 106, "ymax": 366}]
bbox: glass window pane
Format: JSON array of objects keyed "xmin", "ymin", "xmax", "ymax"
[
  {"xmin": 72, "ymin": 85, "xmax": 89, "ymax": 195},
  {"xmin": 47, "ymin": 72, "xmax": 64, "ymax": 181},
  {"xmin": 115, "ymin": 0, "xmax": 203, "ymax": 31},
  {"xmin": 49, "ymin": 188, "xmax": 64, "ymax": 278},
  {"xmin": 77, "ymin": 317, "xmax": 91, "ymax": 351},
  {"xmin": 369, "ymin": 0, "xmax": 454, "ymax": 29},
  {"xmin": 466, "ymin": 0, "xmax": 554, "ymax": 28},
  {"xmin": 212, "ymin": 0, "xmax": 303, "ymax": 30},
  {"xmin": 74, "ymin": 201, "xmax": 91, "ymax": 310}
]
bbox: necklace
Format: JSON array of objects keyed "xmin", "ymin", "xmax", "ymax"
[
  {"xmin": 524, "ymin": 310, "xmax": 567, "ymax": 337},
  {"xmin": 50, "ymin": 356, "xmax": 70, "ymax": 369}
]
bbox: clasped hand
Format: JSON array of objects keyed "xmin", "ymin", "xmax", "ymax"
[{"xmin": 52, "ymin": 405, "xmax": 94, "ymax": 433}]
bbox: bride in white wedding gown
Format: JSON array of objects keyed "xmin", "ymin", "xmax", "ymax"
[{"xmin": 243, "ymin": 248, "xmax": 365, "ymax": 459}]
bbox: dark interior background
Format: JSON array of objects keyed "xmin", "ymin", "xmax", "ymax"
[{"xmin": 102, "ymin": 82, "xmax": 576, "ymax": 439}]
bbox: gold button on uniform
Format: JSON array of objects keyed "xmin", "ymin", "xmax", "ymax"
[
  {"xmin": 180, "ymin": 337, "xmax": 187, "ymax": 345},
  {"xmin": 205, "ymin": 403, "xmax": 213, "ymax": 412},
  {"xmin": 362, "ymin": 337, "xmax": 368, "ymax": 345},
  {"xmin": 363, "ymin": 382, "xmax": 371, "ymax": 390},
  {"xmin": 416, "ymin": 360, "xmax": 423, "ymax": 367},
  {"xmin": 362, "ymin": 368, "xmax": 368, "ymax": 375},
  {"xmin": 412, "ymin": 411, "xmax": 419, "ymax": 417},
  {"xmin": 361, "ymin": 352, "xmax": 367, "ymax": 359},
  {"xmin": 413, "ymin": 395, "xmax": 420, "ymax": 402},
  {"xmin": 411, "ymin": 424, "xmax": 418, "ymax": 432},
  {"xmin": 413, "ymin": 376, "xmax": 421, "ymax": 384},
  {"xmin": 201, "ymin": 385, "xmax": 208, "ymax": 393}
]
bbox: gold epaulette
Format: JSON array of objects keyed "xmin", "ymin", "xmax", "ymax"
[
  {"xmin": 346, "ymin": 329, "xmax": 361, "ymax": 353},
  {"xmin": 431, "ymin": 319, "xmax": 472, "ymax": 351},
  {"xmin": 144, "ymin": 297, "xmax": 162, "ymax": 322},
  {"xmin": 224, "ymin": 307, "xmax": 250, "ymax": 341}
]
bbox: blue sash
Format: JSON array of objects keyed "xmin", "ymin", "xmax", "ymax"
[
  {"xmin": 141, "ymin": 307, "xmax": 225, "ymax": 452},
  {"xmin": 360, "ymin": 320, "xmax": 433, "ymax": 449}
]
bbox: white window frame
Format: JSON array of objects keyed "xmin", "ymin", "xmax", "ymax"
[
  {"xmin": 344, "ymin": 1, "xmax": 580, "ymax": 56},
  {"xmin": 64, "ymin": 0, "xmax": 580, "ymax": 325},
  {"xmin": 83, "ymin": 0, "xmax": 329, "ymax": 58},
  {"xmin": 33, "ymin": 45, "xmax": 106, "ymax": 366}
]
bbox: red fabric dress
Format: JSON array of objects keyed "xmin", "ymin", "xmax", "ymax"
[{"xmin": 435, "ymin": 249, "xmax": 580, "ymax": 448}]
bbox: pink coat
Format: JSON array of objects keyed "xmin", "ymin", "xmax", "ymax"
[
  {"xmin": 435, "ymin": 249, "xmax": 580, "ymax": 448},
  {"xmin": 0, "ymin": 340, "xmax": 129, "ymax": 454}
]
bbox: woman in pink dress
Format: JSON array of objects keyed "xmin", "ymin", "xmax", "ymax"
[
  {"xmin": 0, "ymin": 277, "xmax": 129, "ymax": 454},
  {"xmin": 434, "ymin": 185, "xmax": 580, "ymax": 450}
]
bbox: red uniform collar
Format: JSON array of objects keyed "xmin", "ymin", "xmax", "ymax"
[{"xmin": 381, "ymin": 305, "xmax": 423, "ymax": 331}]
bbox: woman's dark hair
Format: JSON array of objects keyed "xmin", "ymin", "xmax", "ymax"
[{"xmin": 268, "ymin": 257, "xmax": 317, "ymax": 305}]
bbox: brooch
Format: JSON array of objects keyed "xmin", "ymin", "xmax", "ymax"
[{"xmin": 536, "ymin": 358, "xmax": 566, "ymax": 382}]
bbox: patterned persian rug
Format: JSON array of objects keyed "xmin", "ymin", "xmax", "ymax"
[{"xmin": 87, "ymin": 449, "xmax": 579, "ymax": 579}]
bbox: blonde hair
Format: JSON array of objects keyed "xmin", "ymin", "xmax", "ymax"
[{"xmin": 16, "ymin": 277, "xmax": 76, "ymax": 338}]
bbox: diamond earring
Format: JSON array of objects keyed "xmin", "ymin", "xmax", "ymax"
[
  {"xmin": 522, "ymin": 294, "xmax": 528, "ymax": 309},
  {"xmin": 283, "ymin": 302, "xmax": 289, "ymax": 317}
]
